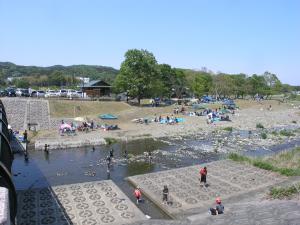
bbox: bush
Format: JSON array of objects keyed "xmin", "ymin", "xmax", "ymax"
[
  {"xmin": 223, "ymin": 127, "xmax": 233, "ymax": 132},
  {"xmin": 279, "ymin": 130, "xmax": 295, "ymax": 137},
  {"xmin": 253, "ymin": 160, "xmax": 274, "ymax": 171},
  {"xmin": 228, "ymin": 153, "xmax": 250, "ymax": 162},
  {"xmin": 269, "ymin": 184, "xmax": 300, "ymax": 199},
  {"xmin": 104, "ymin": 137, "xmax": 118, "ymax": 145},
  {"xmin": 261, "ymin": 132, "xmax": 267, "ymax": 139},
  {"xmin": 256, "ymin": 123, "xmax": 264, "ymax": 129},
  {"xmin": 292, "ymin": 120, "xmax": 297, "ymax": 124}
]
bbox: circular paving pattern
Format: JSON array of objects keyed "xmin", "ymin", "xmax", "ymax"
[
  {"xmin": 74, "ymin": 196, "xmax": 86, "ymax": 202},
  {"xmin": 96, "ymin": 207, "xmax": 110, "ymax": 214},
  {"xmin": 83, "ymin": 183, "xmax": 95, "ymax": 189},
  {"xmin": 105, "ymin": 191, "xmax": 117, "ymax": 198},
  {"xmin": 40, "ymin": 208, "xmax": 55, "ymax": 216},
  {"xmin": 21, "ymin": 211, "xmax": 36, "ymax": 219},
  {"xmin": 110, "ymin": 197, "xmax": 122, "ymax": 204},
  {"xmin": 72, "ymin": 190, "xmax": 83, "ymax": 196},
  {"xmin": 115, "ymin": 204, "xmax": 128, "ymax": 211},
  {"xmin": 40, "ymin": 216, "xmax": 56, "ymax": 224},
  {"xmin": 79, "ymin": 210, "xmax": 93, "ymax": 218},
  {"xmin": 86, "ymin": 188, "xmax": 98, "ymax": 194},
  {"xmin": 101, "ymin": 186, "xmax": 112, "ymax": 192},
  {"xmin": 82, "ymin": 218, "xmax": 97, "ymax": 225},
  {"xmin": 101, "ymin": 215, "xmax": 115, "ymax": 223},
  {"xmin": 89, "ymin": 194, "xmax": 101, "ymax": 200},
  {"xmin": 69, "ymin": 185, "xmax": 81, "ymax": 190},
  {"xmin": 76, "ymin": 202, "xmax": 89, "ymax": 210},
  {"xmin": 121, "ymin": 212, "xmax": 135, "ymax": 219},
  {"xmin": 93, "ymin": 200, "xmax": 105, "ymax": 207}
]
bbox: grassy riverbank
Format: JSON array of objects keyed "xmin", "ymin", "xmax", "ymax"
[{"xmin": 228, "ymin": 147, "xmax": 300, "ymax": 176}]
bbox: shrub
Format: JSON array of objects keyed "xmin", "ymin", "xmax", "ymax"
[
  {"xmin": 261, "ymin": 132, "xmax": 267, "ymax": 139},
  {"xmin": 253, "ymin": 160, "xmax": 274, "ymax": 171},
  {"xmin": 104, "ymin": 137, "xmax": 118, "ymax": 145},
  {"xmin": 279, "ymin": 130, "xmax": 295, "ymax": 137},
  {"xmin": 269, "ymin": 184, "xmax": 300, "ymax": 199},
  {"xmin": 223, "ymin": 127, "xmax": 233, "ymax": 132},
  {"xmin": 292, "ymin": 120, "xmax": 297, "ymax": 124},
  {"xmin": 256, "ymin": 123, "xmax": 264, "ymax": 129}
]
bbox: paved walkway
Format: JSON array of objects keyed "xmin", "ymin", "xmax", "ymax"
[
  {"xmin": 17, "ymin": 180, "xmax": 146, "ymax": 225},
  {"xmin": 127, "ymin": 160, "xmax": 287, "ymax": 219}
]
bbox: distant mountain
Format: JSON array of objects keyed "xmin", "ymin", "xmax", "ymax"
[{"xmin": 0, "ymin": 62, "xmax": 119, "ymax": 82}]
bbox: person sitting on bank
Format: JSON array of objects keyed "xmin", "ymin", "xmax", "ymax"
[{"xmin": 210, "ymin": 197, "xmax": 224, "ymax": 215}]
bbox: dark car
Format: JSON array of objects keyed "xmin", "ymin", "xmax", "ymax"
[
  {"xmin": 6, "ymin": 88, "xmax": 16, "ymax": 97},
  {"xmin": 0, "ymin": 89, "xmax": 8, "ymax": 97}
]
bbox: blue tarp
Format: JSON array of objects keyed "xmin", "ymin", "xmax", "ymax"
[{"xmin": 99, "ymin": 114, "xmax": 118, "ymax": 120}]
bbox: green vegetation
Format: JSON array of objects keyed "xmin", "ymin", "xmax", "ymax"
[
  {"xmin": 261, "ymin": 132, "xmax": 268, "ymax": 139},
  {"xmin": 223, "ymin": 127, "xmax": 233, "ymax": 132},
  {"xmin": 228, "ymin": 148, "xmax": 300, "ymax": 176},
  {"xmin": 279, "ymin": 129, "xmax": 295, "ymax": 137},
  {"xmin": 269, "ymin": 183, "xmax": 300, "ymax": 199},
  {"xmin": 256, "ymin": 123, "xmax": 265, "ymax": 129},
  {"xmin": 104, "ymin": 137, "xmax": 118, "ymax": 145},
  {"xmin": 271, "ymin": 131, "xmax": 278, "ymax": 135},
  {"xmin": 0, "ymin": 62, "xmax": 118, "ymax": 87}
]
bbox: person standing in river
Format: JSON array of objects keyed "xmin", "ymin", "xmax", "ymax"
[{"xmin": 199, "ymin": 166, "xmax": 207, "ymax": 187}]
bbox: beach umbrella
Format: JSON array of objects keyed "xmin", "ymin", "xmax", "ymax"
[
  {"xmin": 60, "ymin": 123, "xmax": 71, "ymax": 130},
  {"xmin": 74, "ymin": 117, "xmax": 85, "ymax": 122}
]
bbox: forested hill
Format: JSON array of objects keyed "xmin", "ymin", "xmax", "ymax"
[{"xmin": 0, "ymin": 62, "xmax": 119, "ymax": 82}]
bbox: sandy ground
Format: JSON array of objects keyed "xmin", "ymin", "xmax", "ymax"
[{"xmin": 32, "ymin": 100, "xmax": 300, "ymax": 146}]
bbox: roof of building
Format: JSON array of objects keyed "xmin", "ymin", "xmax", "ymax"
[{"xmin": 81, "ymin": 80, "xmax": 111, "ymax": 88}]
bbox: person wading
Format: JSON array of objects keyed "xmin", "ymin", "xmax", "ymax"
[
  {"xmin": 200, "ymin": 166, "xmax": 207, "ymax": 187},
  {"xmin": 134, "ymin": 187, "xmax": 142, "ymax": 204}
]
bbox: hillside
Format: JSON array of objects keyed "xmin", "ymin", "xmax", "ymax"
[{"xmin": 0, "ymin": 62, "xmax": 119, "ymax": 83}]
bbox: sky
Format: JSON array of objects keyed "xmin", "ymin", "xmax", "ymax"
[{"xmin": 0, "ymin": 0, "xmax": 299, "ymax": 85}]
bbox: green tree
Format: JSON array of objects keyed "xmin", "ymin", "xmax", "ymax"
[
  {"xmin": 192, "ymin": 73, "xmax": 212, "ymax": 97},
  {"xmin": 113, "ymin": 49, "xmax": 158, "ymax": 104}
]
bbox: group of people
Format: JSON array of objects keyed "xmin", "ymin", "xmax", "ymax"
[
  {"xmin": 134, "ymin": 165, "xmax": 224, "ymax": 215},
  {"xmin": 154, "ymin": 114, "xmax": 180, "ymax": 125}
]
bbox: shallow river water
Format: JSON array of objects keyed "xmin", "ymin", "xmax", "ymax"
[{"xmin": 12, "ymin": 128, "xmax": 300, "ymax": 218}]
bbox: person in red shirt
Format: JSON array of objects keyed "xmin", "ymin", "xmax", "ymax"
[
  {"xmin": 200, "ymin": 166, "xmax": 207, "ymax": 187},
  {"xmin": 134, "ymin": 186, "xmax": 142, "ymax": 204}
]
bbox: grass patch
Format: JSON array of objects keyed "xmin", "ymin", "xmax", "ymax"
[
  {"xmin": 271, "ymin": 131, "xmax": 278, "ymax": 136},
  {"xmin": 279, "ymin": 129, "xmax": 295, "ymax": 137},
  {"xmin": 104, "ymin": 137, "xmax": 118, "ymax": 145},
  {"xmin": 260, "ymin": 132, "xmax": 267, "ymax": 139},
  {"xmin": 223, "ymin": 127, "xmax": 233, "ymax": 132},
  {"xmin": 269, "ymin": 183, "xmax": 300, "ymax": 199},
  {"xmin": 228, "ymin": 148, "xmax": 300, "ymax": 176},
  {"xmin": 256, "ymin": 123, "xmax": 264, "ymax": 129},
  {"xmin": 49, "ymin": 100, "xmax": 131, "ymax": 118}
]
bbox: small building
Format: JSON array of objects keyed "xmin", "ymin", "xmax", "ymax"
[{"xmin": 81, "ymin": 80, "xmax": 112, "ymax": 97}]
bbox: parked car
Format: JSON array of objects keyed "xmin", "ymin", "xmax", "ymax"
[
  {"xmin": 31, "ymin": 90, "xmax": 45, "ymax": 98},
  {"xmin": 45, "ymin": 90, "xmax": 58, "ymax": 98},
  {"xmin": 66, "ymin": 89, "xmax": 78, "ymax": 98},
  {"xmin": 16, "ymin": 88, "xmax": 30, "ymax": 97},
  {"xmin": 76, "ymin": 91, "xmax": 83, "ymax": 98},
  {"xmin": 0, "ymin": 89, "xmax": 7, "ymax": 97},
  {"xmin": 58, "ymin": 89, "xmax": 67, "ymax": 97},
  {"xmin": 6, "ymin": 88, "xmax": 16, "ymax": 97}
]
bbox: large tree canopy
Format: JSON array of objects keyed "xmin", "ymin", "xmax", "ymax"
[{"xmin": 113, "ymin": 49, "xmax": 158, "ymax": 104}]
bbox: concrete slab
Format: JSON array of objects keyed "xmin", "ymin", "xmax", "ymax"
[
  {"xmin": 17, "ymin": 188, "xmax": 69, "ymax": 225},
  {"xmin": 127, "ymin": 160, "xmax": 287, "ymax": 218},
  {"xmin": 52, "ymin": 180, "xmax": 146, "ymax": 225}
]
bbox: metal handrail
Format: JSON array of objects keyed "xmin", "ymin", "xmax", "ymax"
[
  {"xmin": 0, "ymin": 101, "xmax": 17, "ymax": 224},
  {"xmin": 0, "ymin": 162, "xmax": 17, "ymax": 224}
]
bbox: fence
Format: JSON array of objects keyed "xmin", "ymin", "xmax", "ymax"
[{"xmin": 0, "ymin": 99, "xmax": 17, "ymax": 224}]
